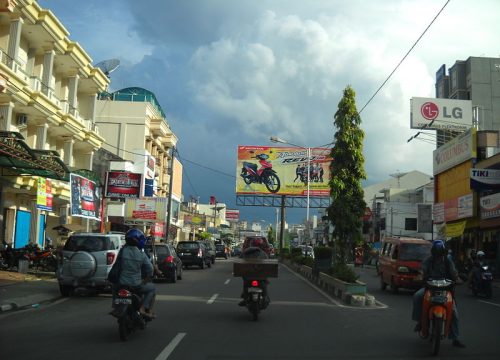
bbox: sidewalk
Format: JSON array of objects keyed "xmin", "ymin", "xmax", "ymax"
[{"xmin": 0, "ymin": 270, "xmax": 60, "ymax": 313}]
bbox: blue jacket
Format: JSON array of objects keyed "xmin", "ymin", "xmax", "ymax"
[{"xmin": 118, "ymin": 245, "xmax": 153, "ymax": 287}]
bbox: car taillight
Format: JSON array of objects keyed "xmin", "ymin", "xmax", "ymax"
[
  {"xmin": 197, "ymin": 249, "xmax": 203, "ymax": 257},
  {"xmin": 118, "ymin": 289, "xmax": 131, "ymax": 297},
  {"xmin": 165, "ymin": 256, "xmax": 174, "ymax": 263},
  {"xmin": 251, "ymin": 280, "xmax": 259, "ymax": 287},
  {"xmin": 107, "ymin": 252, "xmax": 116, "ymax": 265}
]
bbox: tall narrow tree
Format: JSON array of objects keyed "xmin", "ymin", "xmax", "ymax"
[{"xmin": 328, "ymin": 86, "xmax": 367, "ymax": 266}]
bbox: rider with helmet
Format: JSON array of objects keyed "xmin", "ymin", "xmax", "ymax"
[
  {"xmin": 238, "ymin": 237, "xmax": 270, "ymax": 307},
  {"xmin": 471, "ymin": 250, "xmax": 486, "ymax": 287},
  {"xmin": 115, "ymin": 228, "xmax": 156, "ymax": 318},
  {"xmin": 411, "ymin": 239, "xmax": 465, "ymax": 348}
]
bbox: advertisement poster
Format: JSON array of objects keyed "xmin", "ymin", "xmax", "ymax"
[
  {"xmin": 105, "ymin": 171, "xmax": 142, "ymax": 198},
  {"xmin": 70, "ymin": 174, "xmax": 101, "ymax": 220},
  {"xmin": 236, "ymin": 145, "xmax": 332, "ymax": 196},
  {"xmin": 225, "ymin": 209, "xmax": 240, "ymax": 221},
  {"xmin": 125, "ymin": 197, "xmax": 167, "ymax": 223},
  {"xmin": 36, "ymin": 177, "xmax": 53, "ymax": 211}
]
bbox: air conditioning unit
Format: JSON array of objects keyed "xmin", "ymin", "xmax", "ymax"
[{"xmin": 16, "ymin": 114, "xmax": 28, "ymax": 126}]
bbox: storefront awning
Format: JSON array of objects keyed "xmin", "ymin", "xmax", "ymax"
[{"xmin": 0, "ymin": 131, "xmax": 70, "ymax": 181}]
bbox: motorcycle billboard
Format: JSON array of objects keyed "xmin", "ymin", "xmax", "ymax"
[{"xmin": 236, "ymin": 145, "xmax": 332, "ymax": 196}]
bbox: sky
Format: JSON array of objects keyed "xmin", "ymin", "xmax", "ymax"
[{"xmin": 39, "ymin": 0, "xmax": 500, "ymax": 226}]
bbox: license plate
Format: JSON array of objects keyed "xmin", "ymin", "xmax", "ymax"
[
  {"xmin": 114, "ymin": 298, "xmax": 132, "ymax": 305},
  {"xmin": 248, "ymin": 287, "xmax": 262, "ymax": 294}
]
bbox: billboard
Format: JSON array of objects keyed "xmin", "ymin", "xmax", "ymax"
[
  {"xmin": 226, "ymin": 209, "xmax": 240, "ymax": 221},
  {"xmin": 410, "ymin": 97, "xmax": 472, "ymax": 130},
  {"xmin": 70, "ymin": 173, "xmax": 101, "ymax": 220},
  {"xmin": 105, "ymin": 171, "xmax": 142, "ymax": 199},
  {"xmin": 236, "ymin": 145, "xmax": 332, "ymax": 196},
  {"xmin": 36, "ymin": 177, "xmax": 53, "ymax": 211},
  {"xmin": 125, "ymin": 197, "xmax": 167, "ymax": 224},
  {"xmin": 433, "ymin": 128, "xmax": 476, "ymax": 175}
]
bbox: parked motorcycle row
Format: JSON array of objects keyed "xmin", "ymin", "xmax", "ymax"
[{"xmin": 0, "ymin": 243, "xmax": 58, "ymax": 273}]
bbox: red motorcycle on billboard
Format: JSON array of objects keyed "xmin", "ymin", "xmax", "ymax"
[{"xmin": 240, "ymin": 152, "xmax": 280, "ymax": 193}]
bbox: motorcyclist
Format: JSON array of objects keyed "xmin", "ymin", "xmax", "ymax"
[
  {"xmin": 411, "ymin": 239, "xmax": 465, "ymax": 348},
  {"xmin": 471, "ymin": 250, "xmax": 486, "ymax": 288},
  {"xmin": 238, "ymin": 237, "xmax": 270, "ymax": 307},
  {"xmin": 114, "ymin": 228, "xmax": 156, "ymax": 318}
]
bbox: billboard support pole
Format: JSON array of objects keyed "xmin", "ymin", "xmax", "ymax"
[
  {"xmin": 279, "ymin": 195, "xmax": 285, "ymax": 256},
  {"xmin": 165, "ymin": 146, "xmax": 175, "ymax": 243}
]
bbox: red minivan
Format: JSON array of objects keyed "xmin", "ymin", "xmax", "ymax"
[{"xmin": 378, "ymin": 236, "xmax": 432, "ymax": 292}]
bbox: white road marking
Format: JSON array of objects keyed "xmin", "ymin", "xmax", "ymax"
[
  {"xmin": 478, "ymin": 300, "xmax": 500, "ymax": 307},
  {"xmin": 207, "ymin": 293, "xmax": 218, "ymax": 304},
  {"xmin": 224, "ymin": 279, "xmax": 230, "ymax": 285},
  {"xmin": 154, "ymin": 332, "xmax": 186, "ymax": 360}
]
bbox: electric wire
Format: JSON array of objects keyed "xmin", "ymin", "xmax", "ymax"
[{"xmin": 358, "ymin": 0, "xmax": 451, "ymax": 114}]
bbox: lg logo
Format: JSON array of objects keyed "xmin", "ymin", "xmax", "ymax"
[{"xmin": 421, "ymin": 102, "xmax": 439, "ymax": 120}]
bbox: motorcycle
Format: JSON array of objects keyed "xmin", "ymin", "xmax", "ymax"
[
  {"xmin": 240, "ymin": 153, "xmax": 280, "ymax": 193},
  {"xmin": 24, "ymin": 244, "xmax": 58, "ymax": 272},
  {"xmin": 470, "ymin": 262, "xmax": 493, "ymax": 298},
  {"xmin": 110, "ymin": 286, "xmax": 153, "ymax": 341},
  {"xmin": 244, "ymin": 278, "xmax": 269, "ymax": 321},
  {"xmin": 418, "ymin": 278, "xmax": 455, "ymax": 356}
]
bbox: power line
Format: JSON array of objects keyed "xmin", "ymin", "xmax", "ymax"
[{"xmin": 359, "ymin": 0, "xmax": 451, "ymax": 114}]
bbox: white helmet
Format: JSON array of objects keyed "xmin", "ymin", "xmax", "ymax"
[{"xmin": 476, "ymin": 250, "xmax": 485, "ymax": 258}]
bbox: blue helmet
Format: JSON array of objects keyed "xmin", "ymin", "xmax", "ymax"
[
  {"xmin": 431, "ymin": 239, "xmax": 446, "ymax": 257},
  {"xmin": 125, "ymin": 228, "xmax": 147, "ymax": 249}
]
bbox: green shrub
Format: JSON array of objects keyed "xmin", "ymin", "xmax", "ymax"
[
  {"xmin": 302, "ymin": 256, "xmax": 314, "ymax": 268},
  {"xmin": 291, "ymin": 248, "xmax": 302, "ymax": 257},
  {"xmin": 281, "ymin": 247, "xmax": 290, "ymax": 259},
  {"xmin": 329, "ymin": 263, "xmax": 359, "ymax": 283},
  {"xmin": 314, "ymin": 246, "xmax": 333, "ymax": 259}
]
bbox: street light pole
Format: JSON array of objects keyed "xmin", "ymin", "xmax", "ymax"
[{"xmin": 270, "ymin": 136, "xmax": 311, "ymax": 244}]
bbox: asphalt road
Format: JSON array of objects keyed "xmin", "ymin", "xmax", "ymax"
[{"xmin": 0, "ymin": 259, "xmax": 499, "ymax": 360}]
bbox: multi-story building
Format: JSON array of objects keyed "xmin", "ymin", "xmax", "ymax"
[
  {"xmin": 433, "ymin": 57, "xmax": 500, "ymax": 273},
  {"xmin": 0, "ymin": 0, "xmax": 109, "ymax": 247},
  {"xmin": 95, "ymin": 87, "xmax": 181, "ymax": 238}
]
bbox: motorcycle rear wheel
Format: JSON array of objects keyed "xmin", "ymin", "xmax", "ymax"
[
  {"xmin": 248, "ymin": 301, "xmax": 259, "ymax": 321},
  {"xmin": 431, "ymin": 317, "xmax": 443, "ymax": 356}
]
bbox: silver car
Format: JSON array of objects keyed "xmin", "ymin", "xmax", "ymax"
[{"xmin": 57, "ymin": 233, "xmax": 125, "ymax": 296}]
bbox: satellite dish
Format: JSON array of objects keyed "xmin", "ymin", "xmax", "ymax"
[{"xmin": 95, "ymin": 58, "xmax": 120, "ymax": 77}]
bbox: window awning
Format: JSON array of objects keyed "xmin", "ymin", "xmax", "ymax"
[{"xmin": 0, "ymin": 131, "xmax": 70, "ymax": 181}]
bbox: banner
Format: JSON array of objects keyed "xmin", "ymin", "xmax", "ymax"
[
  {"xmin": 480, "ymin": 192, "xmax": 500, "ymax": 219},
  {"xmin": 105, "ymin": 171, "xmax": 142, "ymax": 198},
  {"xmin": 433, "ymin": 128, "xmax": 476, "ymax": 175},
  {"xmin": 125, "ymin": 197, "xmax": 167, "ymax": 224},
  {"xmin": 184, "ymin": 214, "xmax": 205, "ymax": 225},
  {"xmin": 36, "ymin": 177, "xmax": 53, "ymax": 211},
  {"xmin": 236, "ymin": 145, "xmax": 332, "ymax": 196},
  {"xmin": 445, "ymin": 221, "xmax": 466, "ymax": 238},
  {"xmin": 70, "ymin": 174, "xmax": 101, "ymax": 220}
]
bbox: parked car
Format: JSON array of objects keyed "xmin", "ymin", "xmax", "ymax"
[
  {"xmin": 378, "ymin": 236, "xmax": 432, "ymax": 292},
  {"xmin": 176, "ymin": 241, "xmax": 212, "ymax": 269},
  {"xmin": 57, "ymin": 232, "xmax": 125, "ymax": 296},
  {"xmin": 215, "ymin": 243, "xmax": 228, "ymax": 259},
  {"xmin": 145, "ymin": 242, "xmax": 182, "ymax": 283},
  {"xmin": 202, "ymin": 240, "xmax": 216, "ymax": 264},
  {"xmin": 231, "ymin": 246, "xmax": 242, "ymax": 257}
]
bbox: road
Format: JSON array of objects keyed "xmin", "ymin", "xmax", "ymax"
[{"xmin": 1, "ymin": 259, "xmax": 499, "ymax": 360}]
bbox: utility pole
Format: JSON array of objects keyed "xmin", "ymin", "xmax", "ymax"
[{"xmin": 165, "ymin": 146, "xmax": 175, "ymax": 243}]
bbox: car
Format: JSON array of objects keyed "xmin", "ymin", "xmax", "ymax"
[
  {"xmin": 231, "ymin": 246, "xmax": 242, "ymax": 257},
  {"xmin": 242, "ymin": 236, "xmax": 271, "ymax": 256},
  {"xmin": 144, "ymin": 242, "xmax": 182, "ymax": 283},
  {"xmin": 215, "ymin": 243, "xmax": 228, "ymax": 259},
  {"xmin": 176, "ymin": 241, "xmax": 212, "ymax": 269},
  {"xmin": 378, "ymin": 236, "xmax": 432, "ymax": 292},
  {"xmin": 57, "ymin": 232, "xmax": 125, "ymax": 296},
  {"xmin": 298, "ymin": 245, "xmax": 314, "ymax": 258},
  {"xmin": 202, "ymin": 240, "xmax": 216, "ymax": 264}
]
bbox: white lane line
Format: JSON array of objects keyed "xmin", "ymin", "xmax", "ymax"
[
  {"xmin": 207, "ymin": 294, "xmax": 218, "ymax": 304},
  {"xmin": 154, "ymin": 332, "xmax": 186, "ymax": 360},
  {"xmin": 478, "ymin": 300, "xmax": 500, "ymax": 307},
  {"xmin": 224, "ymin": 279, "xmax": 230, "ymax": 285}
]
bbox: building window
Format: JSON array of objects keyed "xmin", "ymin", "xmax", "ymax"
[{"xmin": 405, "ymin": 218, "xmax": 417, "ymax": 231}]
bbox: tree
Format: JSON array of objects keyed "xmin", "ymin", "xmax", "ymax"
[{"xmin": 328, "ymin": 85, "xmax": 367, "ymax": 267}]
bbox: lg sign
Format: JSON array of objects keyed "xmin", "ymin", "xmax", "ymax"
[
  {"xmin": 421, "ymin": 102, "xmax": 439, "ymax": 120},
  {"xmin": 411, "ymin": 97, "xmax": 472, "ymax": 130},
  {"xmin": 421, "ymin": 101, "xmax": 463, "ymax": 121}
]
